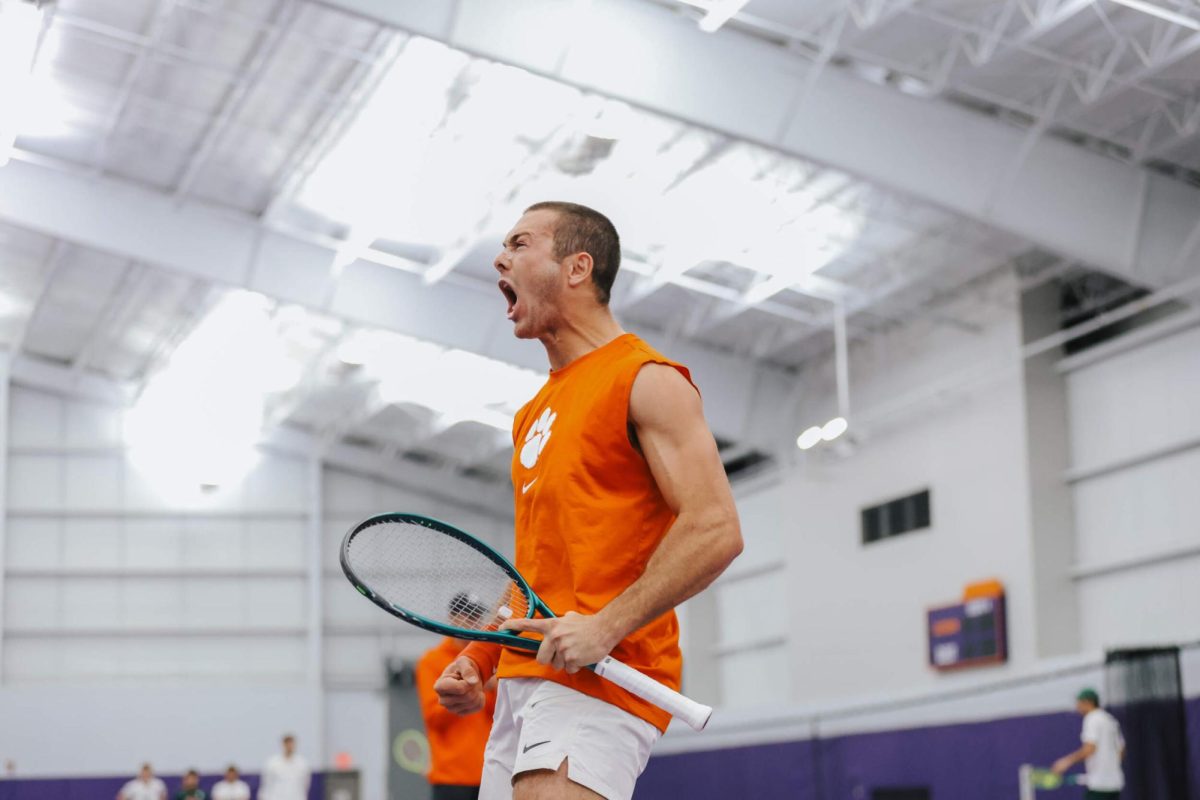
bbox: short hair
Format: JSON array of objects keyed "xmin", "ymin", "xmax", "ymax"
[
  {"xmin": 185, "ymin": 770, "xmax": 198, "ymax": 778},
  {"xmin": 226, "ymin": 765, "xmax": 239, "ymax": 773},
  {"xmin": 282, "ymin": 733, "xmax": 295, "ymax": 742},
  {"xmin": 525, "ymin": 201, "xmax": 620, "ymax": 305}
]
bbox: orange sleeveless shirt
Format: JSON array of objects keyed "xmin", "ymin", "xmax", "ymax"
[
  {"xmin": 415, "ymin": 637, "xmax": 496, "ymax": 786},
  {"xmin": 465, "ymin": 333, "xmax": 692, "ymax": 732}
]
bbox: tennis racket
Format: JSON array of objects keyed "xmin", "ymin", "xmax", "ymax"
[
  {"xmin": 340, "ymin": 512, "xmax": 712, "ymax": 731},
  {"xmin": 1026, "ymin": 767, "xmax": 1084, "ymax": 789}
]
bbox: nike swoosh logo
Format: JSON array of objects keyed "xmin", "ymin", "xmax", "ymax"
[
  {"xmin": 523, "ymin": 740, "xmax": 551, "ymax": 754},
  {"xmin": 522, "ymin": 478, "xmax": 537, "ymax": 494}
]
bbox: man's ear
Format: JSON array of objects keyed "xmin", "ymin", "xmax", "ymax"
[{"xmin": 564, "ymin": 252, "xmax": 594, "ymax": 288}]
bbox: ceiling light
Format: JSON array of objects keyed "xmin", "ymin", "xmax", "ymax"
[
  {"xmin": 796, "ymin": 425, "xmax": 823, "ymax": 450},
  {"xmin": 0, "ymin": 0, "xmax": 45, "ymax": 167},
  {"xmin": 124, "ymin": 291, "xmax": 297, "ymax": 491},
  {"xmin": 1109, "ymin": 0, "xmax": 1200, "ymax": 29},
  {"xmin": 821, "ymin": 416, "xmax": 848, "ymax": 441},
  {"xmin": 698, "ymin": 0, "xmax": 749, "ymax": 32}
]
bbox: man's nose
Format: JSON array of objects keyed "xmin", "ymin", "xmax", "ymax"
[{"xmin": 494, "ymin": 251, "xmax": 509, "ymax": 273}]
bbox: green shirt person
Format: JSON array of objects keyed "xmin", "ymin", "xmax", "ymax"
[{"xmin": 174, "ymin": 770, "xmax": 207, "ymax": 800}]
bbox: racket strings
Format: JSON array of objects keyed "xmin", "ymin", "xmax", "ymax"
[{"xmin": 345, "ymin": 520, "xmax": 529, "ymax": 632}]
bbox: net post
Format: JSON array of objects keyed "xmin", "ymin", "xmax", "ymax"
[{"xmin": 1018, "ymin": 764, "xmax": 1034, "ymax": 800}]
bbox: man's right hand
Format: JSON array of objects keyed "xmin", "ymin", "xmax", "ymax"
[{"xmin": 434, "ymin": 655, "xmax": 486, "ymax": 714}]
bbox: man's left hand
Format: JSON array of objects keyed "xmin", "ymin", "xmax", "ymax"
[
  {"xmin": 1050, "ymin": 757, "xmax": 1072, "ymax": 776},
  {"xmin": 500, "ymin": 612, "xmax": 620, "ymax": 674}
]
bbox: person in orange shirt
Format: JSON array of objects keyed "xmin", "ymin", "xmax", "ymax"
[
  {"xmin": 434, "ymin": 201, "xmax": 743, "ymax": 800},
  {"xmin": 416, "ymin": 594, "xmax": 498, "ymax": 800}
]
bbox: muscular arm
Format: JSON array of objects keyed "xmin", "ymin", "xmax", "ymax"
[
  {"xmin": 503, "ymin": 363, "xmax": 743, "ymax": 671},
  {"xmin": 597, "ymin": 363, "xmax": 743, "ymax": 639}
]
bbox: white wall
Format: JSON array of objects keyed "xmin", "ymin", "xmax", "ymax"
[
  {"xmin": 0, "ymin": 685, "xmax": 318, "ymax": 776},
  {"xmin": 1065, "ymin": 323, "xmax": 1200, "ymax": 651},
  {"xmin": 708, "ymin": 273, "xmax": 1200, "ymax": 717},
  {"xmin": 4, "ymin": 386, "xmax": 311, "ymax": 684},
  {"xmin": 707, "ymin": 269, "xmax": 1042, "ymax": 708},
  {"xmin": 0, "ymin": 382, "xmax": 515, "ymax": 800}
]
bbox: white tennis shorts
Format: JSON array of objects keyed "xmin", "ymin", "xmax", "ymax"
[{"xmin": 478, "ymin": 677, "xmax": 661, "ymax": 800}]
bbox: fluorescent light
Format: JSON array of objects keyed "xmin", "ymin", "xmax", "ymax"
[
  {"xmin": 125, "ymin": 291, "xmax": 299, "ymax": 490},
  {"xmin": 364, "ymin": 335, "xmax": 545, "ymax": 434},
  {"xmin": 796, "ymin": 425, "xmax": 823, "ymax": 450},
  {"xmin": 699, "ymin": 0, "xmax": 749, "ymax": 32},
  {"xmin": 821, "ymin": 416, "xmax": 848, "ymax": 441},
  {"xmin": 0, "ymin": 0, "xmax": 45, "ymax": 167},
  {"xmin": 1109, "ymin": 0, "xmax": 1200, "ymax": 30}
]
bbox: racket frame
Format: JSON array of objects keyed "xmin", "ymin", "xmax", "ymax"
[
  {"xmin": 340, "ymin": 511, "xmax": 714, "ymax": 731},
  {"xmin": 340, "ymin": 512, "xmax": 551, "ymax": 652}
]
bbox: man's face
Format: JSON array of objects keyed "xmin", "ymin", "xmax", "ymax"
[
  {"xmin": 225, "ymin": 769, "xmax": 238, "ymax": 783},
  {"xmin": 1076, "ymin": 700, "xmax": 1093, "ymax": 715},
  {"xmin": 495, "ymin": 210, "xmax": 568, "ymax": 340},
  {"xmin": 283, "ymin": 738, "xmax": 295, "ymax": 757},
  {"xmin": 139, "ymin": 766, "xmax": 153, "ymax": 781},
  {"xmin": 183, "ymin": 774, "xmax": 198, "ymax": 790}
]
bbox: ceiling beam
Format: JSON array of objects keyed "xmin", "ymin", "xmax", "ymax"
[
  {"xmin": 317, "ymin": 0, "xmax": 1200, "ymax": 288},
  {"xmin": 6, "ymin": 352, "xmax": 514, "ymax": 520},
  {"xmin": 0, "ymin": 157, "xmax": 789, "ymax": 445}
]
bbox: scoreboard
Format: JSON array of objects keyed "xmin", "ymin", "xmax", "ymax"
[{"xmin": 927, "ymin": 581, "xmax": 1007, "ymax": 671}]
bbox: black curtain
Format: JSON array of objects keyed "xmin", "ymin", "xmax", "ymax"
[{"xmin": 1105, "ymin": 647, "xmax": 1191, "ymax": 800}]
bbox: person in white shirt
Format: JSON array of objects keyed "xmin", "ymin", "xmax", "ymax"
[
  {"xmin": 260, "ymin": 734, "xmax": 310, "ymax": 800},
  {"xmin": 117, "ymin": 763, "xmax": 167, "ymax": 800},
  {"xmin": 211, "ymin": 765, "xmax": 251, "ymax": 800},
  {"xmin": 1052, "ymin": 688, "xmax": 1125, "ymax": 799}
]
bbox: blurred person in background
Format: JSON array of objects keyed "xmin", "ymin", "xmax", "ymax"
[
  {"xmin": 117, "ymin": 763, "xmax": 167, "ymax": 800},
  {"xmin": 175, "ymin": 769, "xmax": 206, "ymax": 800},
  {"xmin": 260, "ymin": 734, "xmax": 310, "ymax": 800},
  {"xmin": 211, "ymin": 765, "xmax": 251, "ymax": 800},
  {"xmin": 416, "ymin": 594, "xmax": 498, "ymax": 800},
  {"xmin": 1052, "ymin": 688, "xmax": 1125, "ymax": 799}
]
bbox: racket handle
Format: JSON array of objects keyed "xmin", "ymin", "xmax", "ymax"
[{"xmin": 592, "ymin": 656, "xmax": 713, "ymax": 731}]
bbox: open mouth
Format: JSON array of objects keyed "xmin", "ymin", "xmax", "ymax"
[{"xmin": 499, "ymin": 280, "xmax": 518, "ymax": 320}]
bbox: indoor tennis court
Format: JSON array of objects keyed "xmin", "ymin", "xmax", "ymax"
[{"xmin": 0, "ymin": 1, "xmax": 1198, "ymax": 799}]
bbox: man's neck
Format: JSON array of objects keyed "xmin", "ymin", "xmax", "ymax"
[{"xmin": 539, "ymin": 310, "xmax": 625, "ymax": 371}]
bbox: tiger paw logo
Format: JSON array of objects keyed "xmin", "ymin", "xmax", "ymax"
[{"xmin": 520, "ymin": 407, "xmax": 556, "ymax": 469}]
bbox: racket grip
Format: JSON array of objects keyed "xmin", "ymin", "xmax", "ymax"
[{"xmin": 593, "ymin": 656, "xmax": 713, "ymax": 731}]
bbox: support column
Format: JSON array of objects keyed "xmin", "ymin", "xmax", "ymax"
[
  {"xmin": 0, "ymin": 351, "xmax": 9, "ymax": 684},
  {"xmin": 1021, "ymin": 282, "xmax": 1081, "ymax": 657},
  {"xmin": 306, "ymin": 453, "xmax": 326, "ymax": 762}
]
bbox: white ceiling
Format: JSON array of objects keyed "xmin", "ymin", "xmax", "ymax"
[
  {"xmin": 1, "ymin": 0, "xmax": 1197, "ymax": 491},
  {"xmin": 671, "ymin": 0, "xmax": 1200, "ymax": 180}
]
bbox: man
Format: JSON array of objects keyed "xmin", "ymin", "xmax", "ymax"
[
  {"xmin": 174, "ymin": 769, "xmax": 205, "ymax": 800},
  {"xmin": 210, "ymin": 766, "xmax": 250, "ymax": 800},
  {"xmin": 260, "ymin": 734, "xmax": 310, "ymax": 800},
  {"xmin": 435, "ymin": 201, "xmax": 743, "ymax": 800},
  {"xmin": 117, "ymin": 763, "xmax": 167, "ymax": 800},
  {"xmin": 416, "ymin": 594, "xmax": 499, "ymax": 800},
  {"xmin": 1052, "ymin": 688, "xmax": 1125, "ymax": 798}
]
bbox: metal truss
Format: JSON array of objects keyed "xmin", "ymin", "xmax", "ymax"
[
  {"xmin": 171, "ymin": 0, "xmax": 303, "ymax": 198},
  {"xmin": 45, "ymin": 3, "xmax": 390, "ymax": 185},
  {"xmin": 677, "ymin": 0, "xmax": 1200, "ymax": 174},
  {"xmin": 86, "ymin": 0, "xmax": 180, "ymax": 174},
  {"xmin": 69, "ymin": 262, "xmax": 144, "ymax": 376},
  {"xmin": 259, "ymin": 27, "xmax": 402, "ymax": 220},
  {"xmin": 10, "ymin": 240, "xmax": 70, "ymax": 356}
]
